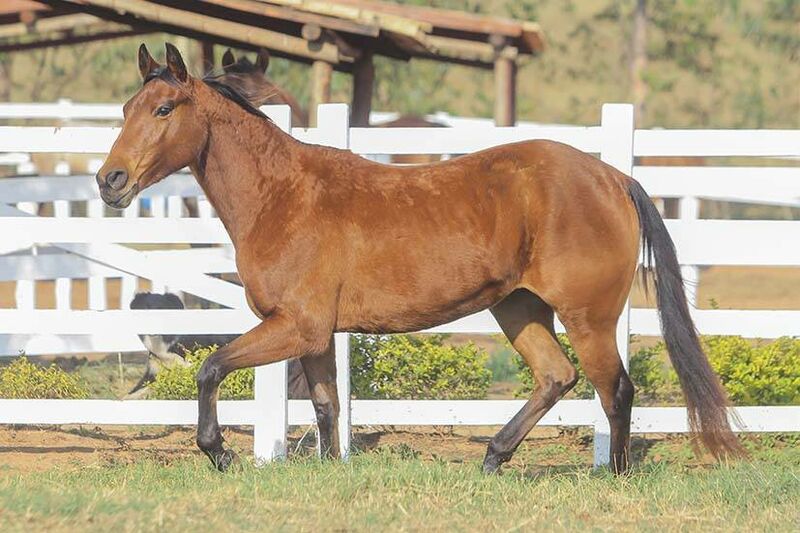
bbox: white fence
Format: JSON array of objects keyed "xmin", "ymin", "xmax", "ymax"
[{"xmin": 0, "ymin": 102, "xmax": 798, "ymax": 467}]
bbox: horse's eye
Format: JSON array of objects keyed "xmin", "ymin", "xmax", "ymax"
[{"xmin": 155, "ymin": 104, "xmax": 173, "ymax": 117}]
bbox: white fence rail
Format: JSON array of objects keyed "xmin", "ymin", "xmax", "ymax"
[{"xmin": 1, "ymin": 102, "xmax": 798, "ymax": 467}]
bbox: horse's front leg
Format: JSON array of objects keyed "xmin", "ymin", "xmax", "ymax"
[{"xmin": 196, "ymin": 310, "xmax": 332, "ymax": 471}]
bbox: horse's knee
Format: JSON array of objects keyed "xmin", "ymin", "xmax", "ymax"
[
  {"xmin": 559, "ymin": 365, "xmax": 580, "ymax": 393},
  {"xmin": 541, "ymin": 363, "xmax": 579, "ymax": 398},
  {"xmin": 196, "ymin": 354, "xmax": 224, "ymax": 390}
]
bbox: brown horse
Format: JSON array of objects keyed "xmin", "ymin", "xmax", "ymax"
[
  {"xmin": 97, "ymin": 43, "xmax": 744, "ymax": 473},
  {"xmin": 210, "ymin": 48, "xmax": 308, "ymax": 127}
]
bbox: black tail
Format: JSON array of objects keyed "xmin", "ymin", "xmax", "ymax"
[{"xmin": 627, "ymin": 179, "xmax": 746, "ymax": 459}]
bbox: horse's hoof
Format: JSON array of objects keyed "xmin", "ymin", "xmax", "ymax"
[
  {"xmin": 482, "ymin": 455, "xmax": 503, "ymax": 475},
  {"xmin": 214, "ymin": 448, "xmax": 240, "ymax": 472}
]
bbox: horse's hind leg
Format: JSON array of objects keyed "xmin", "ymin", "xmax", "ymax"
[
  {"xmin": 299, "ymin": 338, "xmax": 341, "ymax": 458},
  {"xmin": 561, "ymin": 317, "xmax": 634, "ymax": 474},
  {"xmin": 483, "ymin": 289, "xmax": 578, "ymax": 474}
]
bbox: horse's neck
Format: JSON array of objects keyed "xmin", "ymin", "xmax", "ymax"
[{"xmin": 190, "ymin": 114, "xmax": 302, "ymax": 245}]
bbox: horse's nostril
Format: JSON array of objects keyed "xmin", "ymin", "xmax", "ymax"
[{"xmin": 105, "ymin": 169, "xmax": 128, "ymax": 191}]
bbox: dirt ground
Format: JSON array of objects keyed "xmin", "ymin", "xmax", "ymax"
[
  {"xmin": 0, "ymin": 422, "xmax": 754, "ymax": 476},
  {"xmin": 0, "ymin": 424, "xmax": 542, "ymax": 473}
]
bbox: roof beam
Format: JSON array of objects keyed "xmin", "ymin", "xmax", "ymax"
[
  {"xmin": 199, "ymin": 0, "xmax": 380, "ymax": 37},
  {"xmin": 0, "ymin": 12, "xmax": 103, "ymax": 39},
  {"xmin": 0, "ymin": 28, "xmax": 150, "ymax": 52},
  {"xmin": 74, "ymin": 0, "xmax": 347, "ymax": 63}
]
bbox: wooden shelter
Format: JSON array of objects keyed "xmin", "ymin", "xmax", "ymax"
[{"xmin": 0, "ymin": 0, "xmax": 545, "ymax": 125}]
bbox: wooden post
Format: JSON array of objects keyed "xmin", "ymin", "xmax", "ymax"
[
  {"xmin": 200, "ymin": 41, "xmax": 215, "ymax": 73},
  {"xmin": 350, "ymin": 51, "xmax": 374, "ymax": 127},
  {"xmin": 309, "ymin": 60, "xmax": 333, "ymax": 127},
  {"xmin": 493, "ymin": 56, "xmax": 516, "ymax": 126}
]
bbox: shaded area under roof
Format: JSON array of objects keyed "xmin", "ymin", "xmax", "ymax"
[{"xmin": 1, "ymin": 0, "xmax": 545, "ymax": 69}]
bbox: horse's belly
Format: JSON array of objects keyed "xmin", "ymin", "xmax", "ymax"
[{"xmin": 335, "ymin": 258, "xmax": 519, "ymax": 334}]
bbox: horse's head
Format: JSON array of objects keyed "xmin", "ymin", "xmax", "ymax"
[
  {"xmin": 97, "ymin": 43, "xmax": 208, "ymax": 209},
  {"xmin": 209, "ymin": 48, "xmax": 276, "ymax": 108},
  {"xmin": 213, "ymin": 48, "xmax": 308, "ymax": 127}
]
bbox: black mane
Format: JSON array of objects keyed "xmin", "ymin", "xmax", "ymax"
[{"xmin": 143, "ymin": 66, "xmax": 269, "ymax": 120}]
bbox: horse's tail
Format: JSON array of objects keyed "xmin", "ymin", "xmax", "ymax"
[{"xmin": 627, "ymin": 178, "xmax": 746, "ymax": 459}]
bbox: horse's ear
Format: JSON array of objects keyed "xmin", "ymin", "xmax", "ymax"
[
  {"xmin": 222, "ymin": 49, "xmax": 236, "ymax": 72},
  {"xmin": 164, "ymin": 42, "xmax": 188, "ymax": 83},
  {"xmin": 138, "ymin": 43, "xmax": 159, "ymax": 80},
  {"xmin": 255, "ymin": 49, "xmax": 270, "ymax": 73}
]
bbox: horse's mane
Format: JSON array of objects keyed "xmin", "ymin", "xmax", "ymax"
[{"xmin": 143, "ymin": 66, "xmax": 270, "ymax": 121}]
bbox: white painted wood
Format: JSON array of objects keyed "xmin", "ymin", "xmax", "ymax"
[
  {"xmin": 0, "ymin": 247, "xmax": 236, "ymax": 282},
  {"xmin": 0, "ymin": 309, "xmax": 257, "ymax": 335},
  {"xmin": 0, "ymin": 398, "xmax": 793, "ymax": 433},
  {"xmin": 0, "ymin": 206, "xmax": 245, "ymax": 309},
  {"xmin": 0, "ymin": 101, "xmax": 123, "ymax": 120},
  {"xmin": 596, "ymin": 103, "xmax": 635, "ymax": 467},
  {"xmin": 0, "ymin": 216, "xmax": 230, "ymax": 243},
  {"xmin": 53, "ymin": 163, "xmax": 72, "ymax": 310},
  {"xmin": 86, "ymin": 199, "xmax": 107, "ymax": 310},
  {"xmin": 634, "ymin": 129, "xmax": 800, "ymax": 157},
  {"xmin": 315, "ymin": 103, "xmax": 349, "ymax": 148},
  {"xmin": 12, "ymin": 202, "xmax": 38, "ymax": 310},
  {"xmin": 678, "ymin": 196, "xmax": 701, "ymax": 306},
  {"xmin": 633, "ymin": 166, "xmax": 800, "ymax": 207},
  {"xmin": 254, "ymin": 362, "xmax": 288, "ymax": 463},
  {"xmin": 631, "ymin": 308, "xmax": 800, "ymax": 338},
  {"xmin": 167, "ymin": 195, "xmax": 183, "ymax": 218},
  {"xmin": 347, "ymin": 125, "xmax": 602, "ymax": 155},
  {"xmin": 0, "ymin": 126, "xmax": 119, "ymax": 153},
  {"xmin": 120, "ymin": 198, "xmax": 140, "ymax": 308},
  {"xmin": 663, "ymin": 220, "xmax": 800, "ymax": 266},
  {"xmin": 335, "ymin": 333, "xmax": 351, "ymax": 460},
  {"xmin": 0, "ymin": 174, "xmax": 199, "ymax": 203}
]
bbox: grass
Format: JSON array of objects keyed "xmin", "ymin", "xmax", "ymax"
[{"xmin": 0, "ymin": 442, "xmax": 797, "ymax": 532}]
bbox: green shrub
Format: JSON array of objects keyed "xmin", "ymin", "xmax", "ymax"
[
  {"xmin": 149, "ymin": 345, "xmax": 254, "ymax": 400},
  {"xmin": 350, "ymin": 334, "xmax": 492, "ymax": 399},
  {"xmin": 0, "ymin": 358, "xmax": 89, "ymax": 399},
  {"xmin": 705, "ymin": 336, "xmax": 800, "ymax": 405},
  {"xmin": 511, "ymin": 334, "xmax": 799, "ymax": 406}
]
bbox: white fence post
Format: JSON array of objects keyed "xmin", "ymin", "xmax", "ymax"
[
  {"xmin": 13, "ymin": 200, "xmax": 38, "ymax": 310},
  {"xmin": 53, "ymin": 162, "xmax": 72, "ymax": 310},
  {"xmin": 86, "ymin": 159, "xmax": 107, "ymax": 310},
  {"xmin": 316, "ymin": 103, "xmax": 351, "ymax": 459},
  {"xmin": 252, "ymin": 105, "xmax": 293, "ymax": 463},
  {"xmin": 120, "ymin": 200, "xmax": 140, "ymax": 308},
  {"xmin": 335, "ymin": 333, "xmax": 352, "ymax": 460},
  {"xmin": 596, "ymin": 103, "xmax": 635, "ymax": 467},
  {"xmin": 679, "ymin": 196, "xmax": 701, "ymax": 306}
]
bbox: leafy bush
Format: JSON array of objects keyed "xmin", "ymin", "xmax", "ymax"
[
  {"xmin": 149, "ymin": 345, "xmax": 254, "ymax": 400},
  {"xmin": 350, "ymin": 334, "xmax": 492, "ymax": 399},
  {"xmin": 512, "ymin": 334, "xmax": 799, "ymax": 406},
  {"xmin": 705, "ymin": 336, "xmax": 800, "ymax": 406},
  {"xmin": 0, "ymin": 357, "xmax": 89, "ymax": 399}
]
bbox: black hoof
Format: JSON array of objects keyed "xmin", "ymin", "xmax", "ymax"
[
  {"xmin": 482, "ymin": 449, "xmax": 511, "ymax": 475},
  {"xmin": 213, "ymin": 448, "xmax": 240, "ymax": 472},
  {"xmin": 482, "ymin": 455, "xmax": 503, "ymax": 475}
]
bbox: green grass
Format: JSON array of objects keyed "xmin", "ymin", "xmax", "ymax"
[{"xmin": 0, "ymin": 445, "xmax": 797, "ymax": 532}]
